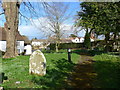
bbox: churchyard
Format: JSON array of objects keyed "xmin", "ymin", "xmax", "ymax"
[
  {"xmin": 0, "ymin": 49, "xmax": 120, "ymax": 89},
  {"xmin": 0, "ymin": 1, "xmax": 120, "ymax": 89},
  {"xmin": 0, "ymin": 49, "xmax": 79, "ymax": 88}
]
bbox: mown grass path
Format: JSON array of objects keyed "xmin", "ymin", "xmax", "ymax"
[{"xmin": 66, "ymin": 53, "xmax": 97, "ymax": 88}]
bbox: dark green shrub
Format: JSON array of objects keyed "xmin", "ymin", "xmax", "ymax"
[{"xmin": 48, "ymin": 43, "xmax": 83, "ymax": 50}]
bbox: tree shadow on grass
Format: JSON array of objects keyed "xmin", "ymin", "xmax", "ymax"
[
  {"xmin": 31, "ymin": 58, "xmax": 76, "ymax": 89},
  {"xmin": 93, "ymin": 60, "xmax": 120, "ymax": 88},
  {"xmin": 72, "ymin": 49, "xmax": 106, "ymax": 56}
]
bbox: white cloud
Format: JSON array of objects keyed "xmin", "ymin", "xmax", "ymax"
[
  {"xmin": 18, "ymin": 17, "xmax": 86, "ymax": 40},
  {"xmin": 18, "ymin": 25, "xmax": 45, "ymax": 40}
]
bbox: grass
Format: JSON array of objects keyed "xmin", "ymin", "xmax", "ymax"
[
  {"xmin": 1, "ymin": 49, "xmax": 120, "ymax": 88},
  {"xmin": 72, "ymin": 49, "xmax": 120, "ymax": 88},
  {"xmin": 93, "ymin": 54, "xmax": 120, "ymax": 88},
  {"xmin": 0, "ymin": 50, "xmax": 79, "ymax": 88}
]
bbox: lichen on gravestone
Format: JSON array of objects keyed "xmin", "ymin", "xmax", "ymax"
[{"xmin": 29, "ymin": 50, "xmax": 46, "ymax": 76}]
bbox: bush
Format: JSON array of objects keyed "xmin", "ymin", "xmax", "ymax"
[{"xmin": 49, "ymin": 43, "xmax": 83, "ymax": 50}]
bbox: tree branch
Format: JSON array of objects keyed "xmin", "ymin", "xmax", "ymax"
[
  {"xmin": 19, "ymin": 11, "xmax": 30, "ymax": 21},
  {"xmin": 0, "ymin": 12, "xmax": 4, "ymax": 15}
]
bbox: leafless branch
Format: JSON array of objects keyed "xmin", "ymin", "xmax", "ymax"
[
  {"xmin": 19, "ymin": 11, "xmax": 30, "ymax": 21},
  {"xmin": 41, "ymin": 2, "xmax": 71, "ymax": 38},
  {"xmin": 0, "ymin": 12, "xmax": 4, "ymax": 15}
]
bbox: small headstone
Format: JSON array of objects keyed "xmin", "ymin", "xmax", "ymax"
[{"xmin": 29, "ymin": 50, "xmax": 46, "ymax": 76}]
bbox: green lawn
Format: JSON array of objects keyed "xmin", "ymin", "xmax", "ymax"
[
  {"xmin": 1, "ymin": 49, "xmax": 120, "ymax": 88},
  {"xmin": 1, "ymin": 51, "xmax": 79, "ymax": 88},
  {"xmin": 93, "ymin": 54, "xmax": 120, "ymax": 88}
]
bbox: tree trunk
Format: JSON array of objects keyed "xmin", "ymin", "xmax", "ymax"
[
  {"xmin": 105, "ymin": 33, "xmax": 110, "ymax": 52},
  {"xmin": 55, "ymin": 42, "xmax": 59, "ymax": 52},
  {"xmin": 84, "ymin": 28, "xmax": 91, "ymax": 49},
  {"xmin": 2, "ymin": 2, "xmax": 20, "ymax": 58}
]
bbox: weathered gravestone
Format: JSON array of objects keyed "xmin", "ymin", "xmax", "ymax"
[{"xmin": 29, "ymin": 50, "xmax": 46, "ymax": 76}]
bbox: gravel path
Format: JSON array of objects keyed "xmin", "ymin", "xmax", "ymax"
[{"xmin": 66, "ymin": 54, "xmax": 97, "ymax": 88}]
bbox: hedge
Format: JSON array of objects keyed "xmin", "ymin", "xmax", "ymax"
[{"xmin": 48, "ymin": 43, "xmax": 84, "ymax": 50}]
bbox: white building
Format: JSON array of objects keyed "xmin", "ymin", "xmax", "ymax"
[
  {"xmin": 0, "ymin": 27, "xmax": 25, "ymax": 54},
  {"xmin": 71, "ymin": 37, "xmax": 84, "ymax": 43},
  {"xmin": 24, "ymin": 45, "xmax": 32, "ymax": 55},
  {"xmin": 32, "ymin": 41, "xmax": 43, "ymax": 46},
  {"xmin": 71, "ymin": 37, "xmax": 95, "ymax": 43},
  {"xmin": 31, "ymin": 39, "xmax": 48, "ymax": 49}
]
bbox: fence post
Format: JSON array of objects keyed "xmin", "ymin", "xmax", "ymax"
[{"xmin": 68, "ymin": 49, "xmax": 72, "ymax": 63}]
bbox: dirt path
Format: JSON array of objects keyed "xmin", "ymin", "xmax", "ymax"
[{"xmin": 66, "ymin": 54, "xmax": 97, "ymax": 88}]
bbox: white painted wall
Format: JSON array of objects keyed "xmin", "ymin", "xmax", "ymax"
[
  {"xmin": 0, "ymin": 41, "xmax": 6, "ymax": 52},
  {"xmin": 71, "ymin": 37, "xmax": 94, "ymax": 43},
  {"xmin": 72, "ymin": 37, "xmax": 84, "ymax": 43},
  {"xmin": 72, "ymin": 38, "xmax": 80, "ymax": 43},
  {"xmin": 90, "ymin": 38, "xmax": 94, "ymax": 42},
  {"xmin": 24, "ymin": 45, "xmax": 32, "ymax": 55},
  {"xmin": 80, "ymin": 38, "xmax": 84, "ymax": 43},
  {"xmin": 0, "ymin": 41, "xmax": 24, "ymax": 54}
]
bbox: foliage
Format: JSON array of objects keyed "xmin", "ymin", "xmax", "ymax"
[
  {"xmin": 49, "ymin": 43, "xmax": 83, "ymax": 50},
  {"xmin": 77, "ymin": 2, "xmax": 120, "ymax": 35},
  {"xmin": 76, "ymin": 2, "xmax": 120, "ymax": 51},
  {"xmin": 93, "ymin": 54, "xmax": 120, "ymax": 88},
  {"xmin": 1, "ymin": 51, "xmax": 79, "ymax": 88},
  {"xmin": 69, "ymin": 34, "xmax": 77, "ymax": 37}
]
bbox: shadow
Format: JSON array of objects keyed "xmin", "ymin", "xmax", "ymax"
[
  {"xmin": 93, "ymin": 60, "xmax": 120, "ymax": 88},
  {"xmin": 108, "ymin": 52, "xmax": 120, "ymax": 56},
  {"xmin": 67, "ymin": 64, "xmax": 97, "ymax": 88},
  {"xmin": 0, "ymin": 51, "xmax": 5, "ymax": 57},
  {"xmin": 0, "ymin": 72, "xmax": 8, "ymax": 84},
  {"xmin": 42, "ymin": 49, "xmax": 68, "ymax": 54},
  {"xmin": 31, "ymin": 58, "xmax": 76, "ymax": 89},
  {"xmin": 72, "ymin": 49, "xmax": 106, "ymax": 56},
  {"xmin": 2, "ymin": 57, "xmax": 15, "ymax": 61}
]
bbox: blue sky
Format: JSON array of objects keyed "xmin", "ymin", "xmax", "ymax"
[{"xmin": 0, "ymin": 2, "xmax": 86, "ymax": 40}]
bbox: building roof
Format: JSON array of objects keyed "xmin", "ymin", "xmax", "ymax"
[
  {"xmin": 32, "ymin": 39, "xmax": 48, "ymax": 43},
  {"xmin": 60, "ymin": 39, "xmax": 72, "ymax": 43},
  {"xmin": 22, "ymin": 35, "xmax": 30, "ymax": 44},
  {"xmin": 0, "ymin": 27, "xmax": 24, "ymax": 41}
]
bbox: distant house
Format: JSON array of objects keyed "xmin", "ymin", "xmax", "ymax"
[
  {"xmin": 22, "ymin": 35, "xmax": 31, "ymax": 46},
  {"xmin": 24, "ymin": 45, "xmax": 32, "ymax": 55},
  {"xmin": 47, "ymin": 35, "xmax": 72, "ymax": 44},
  {"xmin": 31, "ymin": 39, "xmax": 49, "ymax": 49},
  {"xmin": 70, "ymin": 37, "xmax": 84, "ymax": 43},
  {"xmin": 58, "ymin": 38, "xmax": 72, "ymax": 43},
  {"xmin": 71, "ymin": 37, "xmax": 95, "ymax": 43},
  {"xmin": 0, "ymin": 27, "xmax": 25, "ymax": 54},
  {"xmin": 22, "ymin": 35, "xmax": 32, "ymax": 55}
]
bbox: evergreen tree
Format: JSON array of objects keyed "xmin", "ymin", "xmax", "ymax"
[{"xmin": 84, "ymin": 29, "xmax": 91, "ymax": 49}]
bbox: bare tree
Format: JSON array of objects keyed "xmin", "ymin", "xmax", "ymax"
[
  {"xmin": 38, "ymin": 2, "xmax": 71, "ymax": 52},
  {"xmin": 0, "ymin": 1, "xmax": 43, "ymax": 58},
  {"xmin": 1, "ymin": 1, "xmax": 21, "ymax": 58},
  {"xmin": 0, "ymin": 1, "xmax": 71, "ymax": 58}
]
